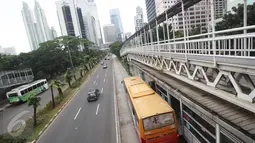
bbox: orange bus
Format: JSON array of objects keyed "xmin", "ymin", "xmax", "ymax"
[{"xmin": 122, "ymin": 76, "xmax": 178, "ymax": 143}]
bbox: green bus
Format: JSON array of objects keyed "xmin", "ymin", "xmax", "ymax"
[{"xmin": 6, "ymin": 79, "xmax": 49, "ymax": 104}]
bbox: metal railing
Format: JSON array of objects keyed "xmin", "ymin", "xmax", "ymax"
[{"xmin": 121, "ymin": 25, "xmax": 255, "ymax": 60}]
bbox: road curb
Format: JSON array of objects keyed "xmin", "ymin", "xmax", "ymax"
[
  {"xmin": 0, "ymin": 104, "xmax": 11, "ymax": 112},
  {"xmin": 113, "ymin": 56, "xmax": 122, "ymax": 143}
]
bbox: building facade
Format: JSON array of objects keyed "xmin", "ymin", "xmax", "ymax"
[
  {"xmin": 50, "ymin": 27, "xmax": 58, "ymax": 39},
  {"xmin": 134, "ymin": 6, "xmax": 144, "ymax": 32},
  {"xmin": 34, "ymin": 0, "xmax": 52, "ymax": 42},
  {"xmin": 110, "ymin": 9, "xmax": 124, "ymax": 41},
  {"xmin": 103, "ymin": 24, "xmax": 117, "ymax": 43},
  {"xmin": 155, "ymin": 0, "xmax": 227, "ymax": 33},
  {"xmin": 145, "ymin": 0, "xmax": 157, "ymax": 22},
  {"xmin": 22, "ymin": 2, "xmax": 39, "ymax": 51},
  {"xmin": 56, "ymin": 0, "xmax": 82, "ymax": 37},
  {"xmin": 215, "ymin": 0, "xmax": 227, "ymax": 19},
  {"xmin": 56, "ymin": 0, "xmax": 102, "ymax": 47},
  {"xmin": 22, "ymin": 1, "xmax": 54, "ymax": 51}
]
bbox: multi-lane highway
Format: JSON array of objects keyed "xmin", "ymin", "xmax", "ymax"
[{"xmin": 37, "ymin": 58, "xmax": 116, "ymax": 143}]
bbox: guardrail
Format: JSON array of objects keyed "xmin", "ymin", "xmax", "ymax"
[{"xmin": 121, "ymin": 26, "xmax": 255, "ymax": 61}]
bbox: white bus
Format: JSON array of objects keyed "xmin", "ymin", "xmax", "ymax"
[{"xmin": 6, "ymin": 79, "xmax": 49, "ymax": 104}]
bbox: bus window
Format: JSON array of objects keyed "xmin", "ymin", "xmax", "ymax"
[
  {"xmin": 143, "ymin": 112, "xmax": 175, "ymax": 131},
  {"xmin": 21, "ymin": 90, "xmax": 25, "ymax": 95},
  {"xmin": 33, "ymin": 85, "xmax": 37, "ymax": 89},
  {"xmin": 28, "ymin": 87, "xmax": 33, "ymax": 92}
]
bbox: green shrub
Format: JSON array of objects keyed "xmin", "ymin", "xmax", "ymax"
[
  {"xmin": 0, "ymin": 134, "xmax": 26, "ymax": 143},
  {"xmin": 36, "ymin": 113, "xmax": 48, "ymax": 127}
]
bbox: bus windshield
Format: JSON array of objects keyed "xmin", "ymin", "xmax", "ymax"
[
  {"xmin": 8, "ymin": 93, "xmax": 18, "ymax": 97},
  {"xmin": 143, "ymin": 112, "xmax": 175, "ymax": 131}
]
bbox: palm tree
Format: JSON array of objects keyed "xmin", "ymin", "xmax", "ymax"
[
  {"xmin": 51, "ymin": 80, "xmax": 63, "ymax": 99},
  {"xmin": 50, "ymin": 85, "xmax": 55, "ymax": 108},
  {"xmin": 28, "ymin": 96, "xmax": 41, "ymax": 127},
  {"xmin": 64, "ymin": 68, "xmax": 73, "ymax": 87}
]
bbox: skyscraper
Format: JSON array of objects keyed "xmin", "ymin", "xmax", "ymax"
[
  {"xmin": 145, "ymin": 0, "xmax": 157, "ymax": 22},
  {"xmin": 110, "ymin": 9, "xmax": 123, "ymax": 41},
  {"xmin": 56, "ymin": 0, "xmax": 102, "ymax": 46},
  {"xmin": 50, "ymin": 27, "xmax": 58, "ymax": 39},
  {"xmin": 34, "ymin": 0, "xmax": 52, "ymax": 42},
  {"xmin": 22, "ymin": 2, "xmax": 39, "ymax": 51},
  {"xmin": 134, "ymin": 6, "xmax": 144, "ymax": 32},
  {"xmin": 22, "ymin": 1, "xmax": 54, "ymax": 51},
  {"xmin": 56, "ymin": 0, "xmax": 83, "ymax": 37},
  {"xmin": 103, "ymin": 24, "xmax": 117, "ymax": 43}
]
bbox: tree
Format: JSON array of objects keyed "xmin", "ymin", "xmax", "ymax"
[
  {"xmin": 189, "ymin": 26, "xmax": 201, "ymax": 36},
  {"xmin": 50, "ymin": 85, "xmax": 55, "ymax": 108},
  {"xmin": 216, "ymin": 3, "xmax": 255, "ymax": 31},
  {"xmin": 51, "ymin": 80, "xmax": 63, "ymax": 99},
  {"xmin": 0, "ymin": 36, "xmax": 105, "ymax": 80},
  {"xmin": 28, "ymin": 96, "xmax": 41, "ymax": 127},
  {"xmin": 64, "ymin": 68, "xmax": 73, "ymax": 87},
  {"xmin": 110, "ymin": 42, "xmax": 122, "ymax": 58}
]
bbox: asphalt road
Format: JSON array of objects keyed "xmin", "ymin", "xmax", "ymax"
[
  {"xmin": 0, "ymin": 83, "xmax": 60, "ymax": 134},
  {"xmin": 37, "ymin": 58, "xmax": 116, "ymax": 143}
]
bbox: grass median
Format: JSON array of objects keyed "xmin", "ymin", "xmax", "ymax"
[{"xmin": 0, "ymin": 62, "xmax": 100, "ymax": 143}]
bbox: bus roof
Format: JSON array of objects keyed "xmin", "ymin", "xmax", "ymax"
[
  {"xmin": 134, "ymin": 93, "xmax": 173, "ymax": 118},
  {"xmin": 124, "ymin": 77, "xmax": 155, "ymax": 98},
  {"xmin": 9, "ymin": 79, "xmax": 46, "ymax": 92},
  {"xmin": 124, "ymin": 76, "xmax": 174, "ymax": 118}
]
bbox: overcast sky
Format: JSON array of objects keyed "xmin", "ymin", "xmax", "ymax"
[
  {"xmin": 0, "ymin": 0, "xmax": 147, "ymax": 54},
  {"xmin": 0, "ymin": 0, "xmax": 252, "ymax": 54}
]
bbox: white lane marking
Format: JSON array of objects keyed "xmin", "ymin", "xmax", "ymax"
[
  {"xmin": 101, "ymin": 88, "xmax": 104, "ymax": 94},
  {"xmin": 75, "ymin": 127, "xmax": 78, "ymax": 130},
  {"xmin": 74, "ymin": 108, "xmax": 81, "ymax": 120},
  {"xmin": 93, "ymin": 81, "xmax": 96, "ymax": 84},
  {"xmin": 96, "ymin": 104, "xmax": 100, "ymax": 115},
  {"xmin": 104, "ymin": 78, "xmax": 106, "ymax": 83},
  {"xmin": 97, "ymin": 75, "xmax": 99, "ymax": 78},
  {"xmin": 105, "ymin": 73, "xmax": 107, "ymax": 77}
]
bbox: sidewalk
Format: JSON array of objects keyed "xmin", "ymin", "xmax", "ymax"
[{"xmin": 113, "ymin": 55, "xmax": 139, "ymax": 143}]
